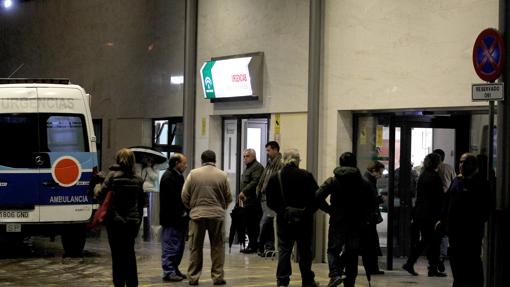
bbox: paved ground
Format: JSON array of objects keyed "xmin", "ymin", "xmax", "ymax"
[{"xmin": 0, "ymin": 230, "xmax": 453, "ymax": 287}]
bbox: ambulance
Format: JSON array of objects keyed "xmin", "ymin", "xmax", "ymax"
[{"xmin": 0, "ymin": 79, "xmax": 97, "ymax": 256}]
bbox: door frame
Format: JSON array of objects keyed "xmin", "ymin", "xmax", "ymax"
[
  {"xmin": 353, "ymin": 109, "xmax": 485, "ymax": 269},
  {"xmin": 221, "ymin": 114, "xmax": 270, "ymax": 197}
]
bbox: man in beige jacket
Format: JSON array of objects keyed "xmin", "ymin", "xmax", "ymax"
[{"xmin": 181, "ymin": 150, "xmax": 232, "ymax": 285}]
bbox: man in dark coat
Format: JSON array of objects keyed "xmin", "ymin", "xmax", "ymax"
[
  {"xmin": 266, "ymin": 148, "xmax": 319, "ymax": 287},
  {"xmin": 443, "ymin": 153, "xmax": 490, "ymax": 287},
  {"xmin": 238, "ymin": 148, "xmax": 264, "ymax": 253},
  {"xmin": 403, "ymin": 153, "xmax": 446, "ymax": 277},
  {"xmin": 316, "ymin": 152, "xmax": 373, "ymax": 287},
  {"xmin": 160, "ymin": 153, "xmax": 188, "ymax": 282},
  {"xmin": 362, "ymin": 160, "xmax": 385, "ymax": 275}
]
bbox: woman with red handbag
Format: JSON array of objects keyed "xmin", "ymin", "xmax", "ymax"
[{"xmin": 99, "ymin": 148, "xmax": 145, "ymax": 287}]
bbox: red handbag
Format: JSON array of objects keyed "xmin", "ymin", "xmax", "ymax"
[{"xmin": 87, "ymin": 191, "xmax": 113, "ymax": 229}]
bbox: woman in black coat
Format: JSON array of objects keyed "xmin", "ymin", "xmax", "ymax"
[
  {"xmin": 100, "ymin": 148, "xmax": 145, "ymax": 287},
  {"xmin": 403, "ymin": 153, "xmax": 446, "ymax": 277}
]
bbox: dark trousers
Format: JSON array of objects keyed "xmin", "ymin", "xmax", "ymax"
[
  {"xmin": 361, "ymin": 224, "xmax": 382, "ymax": 273},
  {"xmin": 161, "ymin": 224, "xmax": 187, "ymax": 277},
  {"xmin": 245, "ymin": 204, "xmax": 262, "ymax": 249},
  {"xmin": 406, "ymin": 219, "xmax": 441, "ymax": 269},
  {"xmin": 259, "ymin": 214, "xmax": 275, "ymax": 252},
  {"xmin": 327, "ymin": 224, "xmax": 360, "ymax": 286},
  {"xmin": 107, "ymin": 223, "xmax": 139, "ymax": 287},
  {"xmin": 450, "ymin": 240, "xmax": 484, "ymax": 287},
  {"xmin": 276, "ymin": 217, "xmax": 315, "ymax": 286}
]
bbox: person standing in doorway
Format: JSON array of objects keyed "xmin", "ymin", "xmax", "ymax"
[
  {"xmin": 159, "ymin": 153, "xmax": 188, "ymax": 282},
  {"xmin": 181, "ymin": 150, "xmax": 232, "ymax": 285},
  {"xmin": 238, "ymin": 148, "xmax": 264, "ymax": 254},
  {"xmin": 403, "ymin": 153, "xmax": 447, "ymax": 277},
  {"xmin": 317, "ymin": 152, "xmax": 373, "ymax": 287},
  {"xmin": 362, "ymin": 160, "xmax": 385, "ymax": 275},
  {"xmin": 100, "ymin": 148, "xmax": 145, "ymax": 287},
  {"xmin": 433, "ymin": 148, "xmax": 456, "ymax": 272},
  {"xmin": 442, "ymin": 153, "xmax": 490, "ymax": 287},
  {"xmin": 256, "ymin": 141, "xmax": 283, "ymax": 257}
]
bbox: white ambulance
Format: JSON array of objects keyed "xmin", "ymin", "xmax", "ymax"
[{"xmin": 0, "ymin": 79, "xmax": 97, "ymax": 256}]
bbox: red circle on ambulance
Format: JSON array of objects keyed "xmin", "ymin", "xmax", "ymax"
[{"xmin": 51, "ymin": 156, "xmax": 82, "ymax": 187}]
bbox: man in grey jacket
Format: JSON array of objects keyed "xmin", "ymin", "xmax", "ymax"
[{"xmin": 181, "ymin": 150, "xmax": 232, "ymax": 285}]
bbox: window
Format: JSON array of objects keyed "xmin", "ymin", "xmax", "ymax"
[
  {"xmin": 153, "ymin": 118, "xmax": 183, "ymax": 153},
  {"xmin": 46, "ymin": 115, "xmax": 86, "ymax": 152},
  {"xmin": 0, "ymin": 114, "xmax": 39, "ymax": 168}
]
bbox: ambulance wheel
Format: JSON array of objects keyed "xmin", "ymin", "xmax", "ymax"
[{"xmin": 61, "ymin": 224, "xmax": 87, "ymax": 257}]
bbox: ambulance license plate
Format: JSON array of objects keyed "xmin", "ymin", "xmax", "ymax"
[{"xmin": 6, "ymin": 223, "xmax": 21, "ymax": 232}]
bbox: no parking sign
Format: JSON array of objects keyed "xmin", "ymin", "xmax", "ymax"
[{"xmin": 472, "ymin": 28, "xmax": 505, "ymax": 83}]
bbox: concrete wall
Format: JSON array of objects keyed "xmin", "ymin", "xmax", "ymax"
[
  {"xmin": 0, "ymin": 0, "xmax": 185, "ymax": 169},
  {"xmin": 195, "ymin": 0, "xmax": 309, "ymax": 166}
]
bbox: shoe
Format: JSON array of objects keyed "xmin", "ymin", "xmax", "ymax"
[
  {"xmin": 241, "ymin": 247, "xmax": 257, "ymax": 254},
  {"xmin": 176, "ymin": 271, "xmax": 187, "ymax": 279},
  {"xmin": 370, "ymin": 270, "xmax": 385, "ymax": 275},
  {"xmin": 189, "ymin": 281, "xmax": 199, "ymax": 285},
  {"xmin": 428, "ymin": 270, "xmax": 447, "ymax": 277},
  {"xmin": 163, "ymin": 274, "xmax": 183, "ymax": 282},
  {"xmin": 438, "ymin": 260, "xmax": 446, "ymax": 273},
  {"xmin": 213, "ymin": 279, "xmax": 226, "ymax": 285},
  {"xmin": 302, "ymin": 280, "xmax": 320, "ymax": 287},
  {"xmin": 327, "ymin": 276, "xmax": 343, "ymax": 287},
  {"xmin": 402, "ymin": 263, "xmax": 418, "ymax": 276}
]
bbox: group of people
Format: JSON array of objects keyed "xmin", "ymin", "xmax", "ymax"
[
  {"xmin": 403, "ymin": 150, "xmax": 491, "ymax": 287},
  {"xmin": 96, "ymin": 144, "xmax": 491, "ymax": 287},
  {"xmin": 238, "ymin": 143, "xmax": 386, "ymax": 287}
]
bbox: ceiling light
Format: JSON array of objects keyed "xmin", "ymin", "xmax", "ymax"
[{"xmin": 3, "ymin": 0, "xmax": 13, "ymax": 9}]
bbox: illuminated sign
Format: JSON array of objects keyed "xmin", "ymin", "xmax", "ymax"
[{"xmin": 200, "ymin": 53, "xmax": 263, "ymax": 102}]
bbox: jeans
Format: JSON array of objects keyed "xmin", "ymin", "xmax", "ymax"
[
  {"xmin": 327, "ymin": 224, "xmax": 361, "ymax": 286},
  {"xmin": 258, "ymin": 214, "xmax": 275, "ymax": 252},
  {"xmin": 161, "ymin": 224, "xmax": 187, "ymax": 277}
]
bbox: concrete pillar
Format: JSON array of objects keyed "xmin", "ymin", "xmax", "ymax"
[
  {"xmin": 183, "ymin": 0, "xmax": 198, "ymax": 168},
  {"xmin": 307, "ymin": 0, "xmax": 324, "ymax": 263}
]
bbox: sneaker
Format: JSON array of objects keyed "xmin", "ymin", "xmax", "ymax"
[
  {"xmin": 428, "ymin": 270, "xmax": 447, "ymax": 277},
  {"xmin": 189, "ymin": 280, "xmax": 199, "ymax": 286},
  {"xmin": 213, "ymin": 279, "xmax": 227, "ymax": 285},
  {"xmin": 327, "ymin": 276, "xmax": 343, "ymax": 287},
  {"xmin": 402, "ymin": 263, "xmax": 419, "ymax": 276},
  {"xmin": 163, "ymin": 274, "xmax": 183, "ymax": 282}
]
